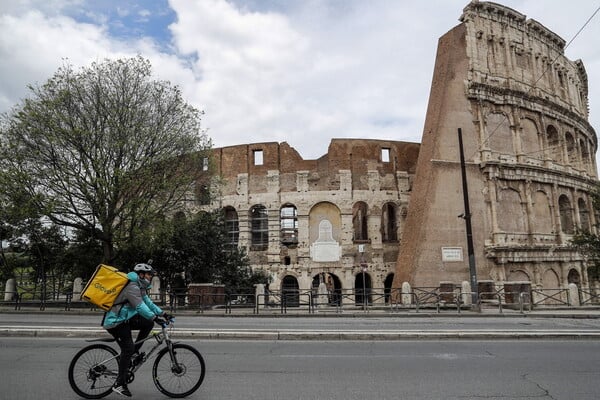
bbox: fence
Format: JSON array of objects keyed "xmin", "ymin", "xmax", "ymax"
[{"xmin": 1, "ymin": 285, "xmax": 599, "ymax": 314}]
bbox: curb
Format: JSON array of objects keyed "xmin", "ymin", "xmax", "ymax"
[
  {"xmin": 3, "ymin": 327, "xmax": 600, "ymax": 340},
  {"xmin": 3, "ymin": 309, "xmax": 600, "ymax": 319}
]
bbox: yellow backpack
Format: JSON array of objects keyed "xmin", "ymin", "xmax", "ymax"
[{"xmin": 81, "ymin": 264, "xmax": 129, "ymax": 311}]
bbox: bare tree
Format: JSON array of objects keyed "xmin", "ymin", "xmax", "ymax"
[{"xmin": 0, "ymin": 56, "xmax": 211, "ymax": 262}]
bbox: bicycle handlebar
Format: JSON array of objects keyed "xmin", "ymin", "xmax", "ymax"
[{"xmin": 154, "ymin": 316, "xmax": 175, "ymax": 328}]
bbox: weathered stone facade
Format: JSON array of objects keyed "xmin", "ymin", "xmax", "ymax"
[
  {"xmin": 392, "ymin": 1, "xmax": 598, "ymax": 296},
  {"xmin": 189, "ymin": 1, "xmax": 598, "ymax": 301},
  {"xmin": 193, "ymin": 139, "xmax": 418, "ymax": 299}
]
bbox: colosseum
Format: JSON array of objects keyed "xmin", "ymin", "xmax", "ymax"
[{"xmin": 194, "ymin": 1, "xmax": 598, "ymax": 306}]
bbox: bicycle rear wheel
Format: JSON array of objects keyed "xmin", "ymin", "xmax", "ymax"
[
  {"xmin": 152, "ymin": 343, "xmax": 205, "ymax": 398},
  {"xmin": 68, "ymin": 344, "xmax": 119, "ymax": 399}
]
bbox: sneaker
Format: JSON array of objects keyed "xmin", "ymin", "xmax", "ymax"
[{"xmin": 112, "ymin": 384, "xmax": 132, "ymax": 397}]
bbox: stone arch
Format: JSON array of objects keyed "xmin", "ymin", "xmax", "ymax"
[
  {"xmin": 542, "ymin": 269, "xmax": 561, "ymax": 288},
  {"xmin": 384, "ymin": 273, "xmax": 395, "ymax": 304},
  {"xmin": 542, "ymin": 268, "xmax": 562, "ymax": 305},
  {"xmin": 546, "ymin": 125, "xmax": 562, "ymax": 163},
  {"xmin": 309, "ymin": 202, "xmax": 342, "ymax": 262},
  {"xmin": 558, "ymin": 195, "xmax": 574, "ymax": 234},
  {"xmin": 568, "ymin": 269, "xmax": 581, "ymax": 286},
  {"xmin": 381, "ymin": 202, "xmax": 398, "ymax": 242},
  {"xmin": 579, "ymin": 137, "xmax": 590, "ymax": 171},
  {"xmin": 532, "ymin": 191, "xmax": 553, "ymax": 234},
  {"xmin": 520, "ymin": 117, "xmax": 541, "ymax": 158},
  {"xmin": 312, "ymin": 272, "xmax": 342, "ymax": 306},
  {"xmin": 355, "ymin": 272, "xmax": 372, "ymax": 305},
  {"xmin": 497, "ymin": 187, "xmax": 527, "ymax": 233},
  {"xmin": 250, "ymin": 204, "xmax": 268, "ymax": 250},
  {"xmin": 223, "ymin": 206, "xmax": 239, "ymax": 248},
  {"xmin": 281, "ymin": 275, "xmax": 300, "ymax": 307},
  {"xmin": 309, "ymin": 202, "xmax": 341, "ymax": 244},
  {"xmin": 565, "ymin": 132, "xmax": 577, "ymax": 165},
  {"xmin": 352, "ymin": 201, "xmax": 369, "ymax": 241},
  {"xmin": 507, "ymin": 269, "xmax": 530, "ymax": 282},
  {"xmin": 486, "ymin": 112, "xmax": 513, "ymax": 154},
  {"xmin": 578, "ymin": 198, "xmax": 590, "ymax": 232},
  {"xmin": 280, "ymin": 203, "xmax": 298, "ymax": 247}
]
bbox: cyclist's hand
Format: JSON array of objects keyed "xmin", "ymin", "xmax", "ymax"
[
  {"xmin": 153, "ymin": 316, "xmax": 167, "ymax": 326},
  {"xmin": 162, "ymin": 312, "xmax": 174, "ymax": 321}
]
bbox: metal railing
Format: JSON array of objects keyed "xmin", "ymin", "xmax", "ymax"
[{"xmin": 2, "ymin": 285, "xmax": 599, "ymax": 314}]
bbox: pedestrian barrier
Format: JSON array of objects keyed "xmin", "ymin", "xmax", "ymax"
[{"xmin": 2, "ymin": 286, "xmax": 599, "ymax": 314}]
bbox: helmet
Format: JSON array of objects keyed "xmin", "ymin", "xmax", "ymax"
[{"xmin": 133, "ymin": 263, "xmax": 156, "ymax": 274}]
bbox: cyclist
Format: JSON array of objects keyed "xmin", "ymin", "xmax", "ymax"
[{"xmin": 103, "ymin": 263, "xmax": 172, "ymax": 397}]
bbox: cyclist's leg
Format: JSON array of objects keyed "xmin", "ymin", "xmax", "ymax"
[
  {"xmin": 129, "ymin": 314, "xmax": 154, "ymax": 352},
  {"xmin": 108, "ymin": 322, "xmax": 135, "ymax": 386}
]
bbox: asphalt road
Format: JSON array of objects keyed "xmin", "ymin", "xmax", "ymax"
[{"xmin": 2, "ymin": 337, "xmax": 600, "ymax": 400}]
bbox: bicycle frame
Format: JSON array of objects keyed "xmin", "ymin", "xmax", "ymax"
[
  {"xmin": 128, "ymin": 322, "xmax": 176, "ymax": 373},
  {"xmin": 89, "ymin": 322, "xmax": 174, "ymax": 374}
]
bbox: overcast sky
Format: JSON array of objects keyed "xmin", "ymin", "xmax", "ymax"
[{"xmin": 1, "ymin": 0, "xmax": 599, "ymax": 161}]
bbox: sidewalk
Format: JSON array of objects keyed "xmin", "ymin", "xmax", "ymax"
[{"xmin": 2, "ymin": 306, "xmax": 600, "ymax": 340}]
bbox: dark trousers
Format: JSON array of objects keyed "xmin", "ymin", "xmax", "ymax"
[{"xmin": 107, "ymin": 314, "xmax": 154, "ymax": 386}]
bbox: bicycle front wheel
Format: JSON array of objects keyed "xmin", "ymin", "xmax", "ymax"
[
  {"xmin": 152, "ymin": 343, "xmax": 206, "ymax": 398},
  {"xmin": 68, "ymin": 344, "xmax": 119, "ymax": 399}
]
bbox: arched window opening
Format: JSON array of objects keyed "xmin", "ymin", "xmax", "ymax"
[
  {"xmin": 580, "ymin": 138, "xmax": 590, "ymax": 170},
  {"xmin": 546, "ymin": 125, "xmax": 562, "ymax": 163},
  {"xmin": 497, "ymin": 188, "xmax": 527, "ymax": 233},
  {"xmin": 542, "ymin": 269, "xmax": 562, "ymax": 305},
  {"xmin": 532, "ymin": 191, "xmax": 553, "ymax": 234},
  {"xmin": 280, "ymin": 204, "xmax": 298, "ymax": 247},
  {"xmin": 281, "ymin": 275, "xmax": 299, "ymax": 307},
  {"xmin": 354, "ymin": 272, "xmax": 372, "ymax": 305},
  {"xmin": 384, "ymin": 273, "xmax": 395, "ymax": 304},
  {"xmin": 250, "ymin": 205, "xmax": 268, "ymax": 250},
  {"xmin": 520, "ymin": 118, "xmax": 541, "ymax": 158},
  {"xmin": 381, "ymin": 203, "xmax": 398, "ymax": 242},
  {"xmin": 578, "ymin": 198, "xmax": 590, "ymax": 232},
  {"xmin": 486, "ymin": 112, "xmax": 513, "ymax": 154},
  {"xmin": 353, "ymin": 202, "xmax": 368, "ymax": 242},
  {"xmin": 566, "ymin": 133, "xmax": 577, "ymax": 165},
  {"xmin": 559, "ymin": 195, "xmax": 574, "ymax": 234},
  {"xmin": 312, "ymin": 273, "xmax": 342, "ymax": 306},
  {"xmin": 568, "ymin": 269, "xmax": 581, "ymax": 286},
  {"xmin": 224, "ymin": 207, "xmax": 239, "ymax": 249}
]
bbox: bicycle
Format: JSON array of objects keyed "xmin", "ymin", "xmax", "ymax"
[{"xmin": 68, "ymin": 318, "xmax": 205, "ymax": 398}]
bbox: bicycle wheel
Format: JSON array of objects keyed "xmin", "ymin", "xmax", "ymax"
[
  {"xmin": 152, "ymin": 343, "xmax": 205, "ymax": 398},
  {"xmin": 68, "ymin": 344, "xmax": 119, "ymax": 399}
]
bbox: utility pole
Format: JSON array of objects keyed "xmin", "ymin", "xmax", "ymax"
[{"xmin": 457, "ymin": 128, "xmax": 479, "ymax": 308}]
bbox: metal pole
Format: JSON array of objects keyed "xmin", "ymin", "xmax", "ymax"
[{"xmin": 457, "ymin": 128, "xmax": 479, "ymax": 308}]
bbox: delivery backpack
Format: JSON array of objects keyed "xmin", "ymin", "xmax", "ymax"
[{"xmin": 81, "ymin": 264, "xmax": 129, "ymax": 311}]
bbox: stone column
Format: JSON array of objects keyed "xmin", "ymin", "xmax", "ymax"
[
  {"xmin": 150, "ymin": 276, "xmax": 161, "ymax": 301},
  {"xmin": 401, "ymin": 281, "xmax": 412, "ymax": 305},
  {"xmin": 255, "ymin": 283, "xmax": 265, "ymax": 308},
  {"xmin": 461, "ymin": 281, "xmax": 472, "ymax": 306},
  {"xmin": 568, "ymin": 283, "xmax": 580, "ymax": 306},
  {"xmin": 318, "ymin": 282, "xmax": 328, "ymax": 308},
  {"xmin": 72, "ymin": 277, "xmax": 83, "ymax": 298},
  {"xmin": 4, "ymin": 278, "xmax": 16, "ymax": 301}
]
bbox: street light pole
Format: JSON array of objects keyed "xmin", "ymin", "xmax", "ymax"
[{"xmin": 458, "ymin": 128, "xmax": 479, "ymax": 308}]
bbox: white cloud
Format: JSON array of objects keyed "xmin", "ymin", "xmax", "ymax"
[{"xmin": 1, "ymin": 0, "xmax": 599, "ymax": 162}]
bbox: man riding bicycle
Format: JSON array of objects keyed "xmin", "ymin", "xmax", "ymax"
[{"xmin": 103, "ymin": 263, "xmax": 172, "ymax": 397}]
